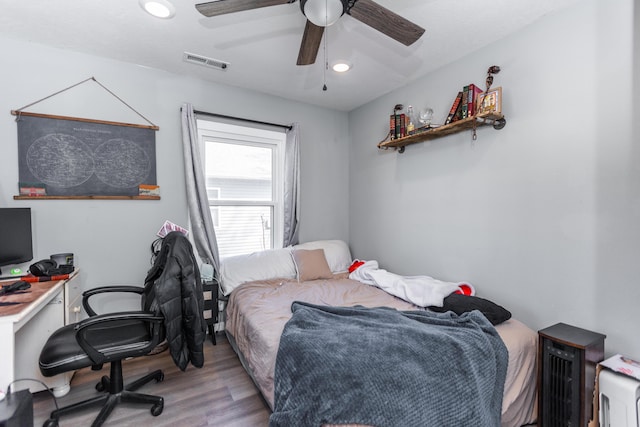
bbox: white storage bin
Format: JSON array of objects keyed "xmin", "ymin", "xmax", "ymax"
[{"xmin": 599, "ymin": 369, "xmax": 640, "ymax": 427}]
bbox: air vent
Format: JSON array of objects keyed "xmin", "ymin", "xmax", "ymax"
[{"xmin": 183, "ymin": 52, "xmax": 229, "ymax": 71}]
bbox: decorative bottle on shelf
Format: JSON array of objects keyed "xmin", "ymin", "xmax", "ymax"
[
  {"xmin": 419, "ymin": 107, "xmax": 434, "ymax": 128},
  {"xmin": 406, "ymin": 105, "xmax": 416, "ymax": 135}
]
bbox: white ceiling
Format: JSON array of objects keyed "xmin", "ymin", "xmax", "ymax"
[{"xmin": 0, "ymin": 0, "xmax": 580, "ymax": 111}]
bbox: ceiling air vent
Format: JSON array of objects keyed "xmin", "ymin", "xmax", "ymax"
[{"xmin": 183, "ymin": 52, "xmax": 229, "ymax": 71}]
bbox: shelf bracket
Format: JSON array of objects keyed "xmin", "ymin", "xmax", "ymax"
[{"xmin": 493, "ymin": 118, "xmax": 506, "ymax": 130}]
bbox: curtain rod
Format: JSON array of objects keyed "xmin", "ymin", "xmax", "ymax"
[{"xmin": 192, "ymin": 109, "xmax": 292, "ymax": 131}]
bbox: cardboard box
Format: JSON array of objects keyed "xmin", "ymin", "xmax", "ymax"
[{"xmin": 587, "ymin": 364, "xmax": 602, "ymax": 427}]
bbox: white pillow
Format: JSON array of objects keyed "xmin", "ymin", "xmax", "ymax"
[
  {"xmin": 293, "ymin": 240, "xmax": 352, "ymax": 273},
  {"xmin": 220, "ymin": 247, "xmax": 296, "ymax": 295}
]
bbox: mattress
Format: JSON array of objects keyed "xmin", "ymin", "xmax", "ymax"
[{"xmin": 226, "ymin": 275, "xmax": 538, "ymax": 427}]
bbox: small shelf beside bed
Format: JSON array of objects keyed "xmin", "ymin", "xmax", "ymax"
[{"xmin": 202, "ymin": 278, "xmax": 218, "ymax": 345}]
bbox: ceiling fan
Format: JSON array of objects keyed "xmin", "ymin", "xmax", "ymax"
[{"xmin": 195, "ymin": 0, "xmax": 425, "ymax": 66}]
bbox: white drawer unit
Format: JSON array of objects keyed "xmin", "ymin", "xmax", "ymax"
[
  {"xmin": 599, "ymin": 369, "xmax": 640, "ymax": 427},
  {"xmin": 64, "ymin": 274, "xmax": 82, "ymax": 324},
  {"xmin": 0, "ymin": 271, "xmax": 79, "ymax": 397}
]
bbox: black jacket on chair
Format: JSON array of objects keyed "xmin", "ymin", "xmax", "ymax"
[{"xmin": 144, "ymin": 231, "xmax": 206, "ymax": 371}]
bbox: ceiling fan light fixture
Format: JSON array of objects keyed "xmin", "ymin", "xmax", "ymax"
[
  {"xmin": 139, "ymin": 0, "xmax": 176, "ymax": 19},
  {"xmin": 301, "ymin": 0, "xmax": 346, "ymax": 27}
]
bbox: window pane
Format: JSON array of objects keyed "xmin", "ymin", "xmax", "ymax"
[
  {"xmin": 213, "ymin": 205, "xmax": 272, "ymax": 258},
  {"xmin": 205, "ymin": 142, "xmax": 273, "ymax": 202}
]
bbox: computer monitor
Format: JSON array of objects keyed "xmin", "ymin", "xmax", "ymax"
[{"xmin": 0, "ymin": 208, "xmax": 34, "ymax": 275}]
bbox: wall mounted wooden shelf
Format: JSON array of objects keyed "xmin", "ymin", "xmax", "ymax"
[{"xmin": 378, "ymin": 112, "xmax": 506, "ymax": 153}]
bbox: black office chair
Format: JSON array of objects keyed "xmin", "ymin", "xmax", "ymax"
[
  {"xmin": 38, "ymin": 284, "xmax": 166, "ymax": 427},
  {"xmin": 39, "ymin": 231, "xmax": 206, "ymax": 427}
]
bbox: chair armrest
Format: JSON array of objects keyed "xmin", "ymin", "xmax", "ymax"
[
  {"xmin": 82, "ymin": 285, "xmax": 144, "ymax": 316},
  {"xmin": 74, "ymin": 311, "xmax": 163, "ymax": 365}
]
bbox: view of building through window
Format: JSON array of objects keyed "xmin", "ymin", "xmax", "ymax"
[{"xmin": 198, "ymin": 120, "xmax": 285, "ymax": 258}]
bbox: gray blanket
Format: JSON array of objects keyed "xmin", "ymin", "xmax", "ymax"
[{"xmin": 270, "ymin": 302, "xmax": 508, "ymax": 427}]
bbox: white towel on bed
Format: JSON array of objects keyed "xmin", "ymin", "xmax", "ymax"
[{"xmin": 348, "ymin": 260, "xmax": 462, "ymax": 307}]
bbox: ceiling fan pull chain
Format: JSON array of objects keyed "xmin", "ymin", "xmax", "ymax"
[{"xmin": 323, "ymin": 13, "xmax": 328, "ymax": 91}]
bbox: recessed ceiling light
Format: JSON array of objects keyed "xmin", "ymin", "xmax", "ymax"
[
  {"xmin": 139, "ymin": 0, "xmax": 175, "ymax": 19},
  {"xmin": 332, "ymin": 62, "xmax": 351, "ymax": 73}
]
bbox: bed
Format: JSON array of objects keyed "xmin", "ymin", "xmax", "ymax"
[{"xmin": 220, "ymin": 240, "xmax": 538, "ymax": 426}]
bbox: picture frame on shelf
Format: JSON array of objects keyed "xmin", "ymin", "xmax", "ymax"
[{"xmin": 476, "ymin": 86, "xmax": 502, "ymax": 115}]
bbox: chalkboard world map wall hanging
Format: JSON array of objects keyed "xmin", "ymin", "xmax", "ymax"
[
  {"xmin": 15, "ymin": 113, "xmax": 157, "ymax": 198},
  {"xmin": 10, "ymin": 77, "xmax": 160, "ymax": 200}
]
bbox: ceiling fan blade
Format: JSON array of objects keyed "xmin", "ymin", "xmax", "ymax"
[
  {"xmin": 297, "ymin": 20, "xmax": 324, "ymax": 65},
  {"xmin": 348, "ymin": 0, "xmax": 425, "ymax": 46},
  {"xmin": 196, "ymin": 0, "xmax": 293, "ymax": 17}
]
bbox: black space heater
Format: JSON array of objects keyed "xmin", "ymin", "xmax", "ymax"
[{"xmin": 538, "ymin": 323, "xmax": 605, "ymax": 427}]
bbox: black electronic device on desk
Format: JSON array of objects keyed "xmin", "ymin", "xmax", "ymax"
[
  {"xmin": 0, "ymin": 281, "xmax": 30, "ymax": 296},
  {"xmin": 0, "ymin": 208, "xmax": 33, "ymax": 277},
  {"xmin": 29, "ymin": 260, "xmax": 74, "ymax": 277}
]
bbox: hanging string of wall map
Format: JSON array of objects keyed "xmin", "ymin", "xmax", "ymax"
[{"xmin": 15, "ymin": 113, "xmax": 157, "ymax": 198}]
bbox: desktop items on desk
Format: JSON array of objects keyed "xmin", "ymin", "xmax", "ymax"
[
  {"xmin": 0, "ymin": 253, "xmax": 75, "ymax": 283},
  {"xmin": 49, "ymin": 253, "xmax": 73, "ymax": 268},
  {"xmin": 0, "ymin": 255, "xmax": 74, "ymax": 306},
  {"xmin": 0, "ymin": 281, "xmax": 31, "ymax": 296},
  {"xmin": 0, "ymin": 281, "xmax": 31, "ymax": 307},
  {"xmin": 29, "ymin": 256, "xmax": 74, "ymax": 277}
]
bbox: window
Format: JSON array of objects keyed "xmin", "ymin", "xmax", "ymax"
[{"xmin": 197, "ymin": 120, "xmax": 286, "ymax": 258}]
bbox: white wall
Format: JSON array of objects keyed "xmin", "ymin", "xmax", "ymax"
[
  {"xmin": 3, "ymin": 0, "xmax": 637, "ymax": 359},
  {"xmin": 348, "ymin": 0, "xmax": 640, "ymax": 357},
  {"xmin": 0, "ymin": 37, "xmax": 350, "ymax": 304}
]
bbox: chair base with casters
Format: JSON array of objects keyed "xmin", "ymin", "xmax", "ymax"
[{"xmin": 43, "ymin": 360, "xmax": 164, "ymax": 427}]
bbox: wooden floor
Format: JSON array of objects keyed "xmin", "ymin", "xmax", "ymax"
[
  {"xmin": 33, "ymin": 334, "xmax": 541, "ymax": 427},
  {"xmin": 33, "ymin": 334, "xmax": 271, "ymax": 427}
]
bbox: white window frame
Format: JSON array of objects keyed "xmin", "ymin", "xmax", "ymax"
[
  {"xmin": 206, "ymin": 187, "xmax": 220, "ymax": 228},
  {"xmin": 197, "ymin": 119, "xmax": 286, "ymax": 254}
]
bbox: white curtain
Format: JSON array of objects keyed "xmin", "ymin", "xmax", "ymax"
[
  {"xmin": 283, "ymin": 123, "xmax": 300, "ymax": 247},
  {"xmin": 180, "ymin": 103, "xmax": 220, "ymax": 278},
  {"xmin": 181, "ymin": 104, "xmax": 300, "ymax": 270}
]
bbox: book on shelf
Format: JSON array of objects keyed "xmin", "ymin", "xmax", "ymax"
[
  {"xmin": 467, "ymin": 83, "xmax": 483, "ymax": 117},
  {"xmin": 390, "ymin": 114, "xmax": 399, "ymax": 139},
  {"xmin": 390, "ymin": 113, "xmax": 408, "ymax": 139},
  {"xmin": 389, "ymin": 114, "xmax": 395, "ymax": 139},
  {"xmin": 461, "ymin": 85, "xmax": 469, "ymax": 119},
  {"xmin": 444, "ymin": 83, "xmax": 484, "ymax": 125},
  {"xmin": 445, "ymin": 91, "xmax": 464, "ymax": 125}
]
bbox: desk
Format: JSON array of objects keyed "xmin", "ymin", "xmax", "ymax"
[{"xmin": 0, "ymin": 271, "xmax": 79, "ymax": 397}]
